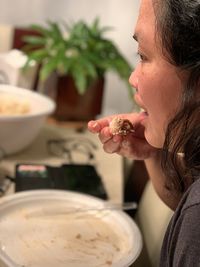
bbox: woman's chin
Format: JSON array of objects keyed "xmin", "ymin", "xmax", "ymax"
[{"xmin": 144, "ymin": 130, "xmax": 164, "ymax": 149}]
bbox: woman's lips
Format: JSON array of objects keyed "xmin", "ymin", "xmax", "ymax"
[
  {"xmin": 140, "ymin": 108, "xmax": 148, "ymax": 115},
  {"xmin": 134, "ymin": 95, "xmax": 148, "ymax": 115},
  {"xmin": 139, "ymin": 110, "xmax": 148, "ymax": 121}
]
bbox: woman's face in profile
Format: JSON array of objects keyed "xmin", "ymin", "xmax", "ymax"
[{"xmin": 129, "ymin": 0, "xmax": 185, "ymax": 148}]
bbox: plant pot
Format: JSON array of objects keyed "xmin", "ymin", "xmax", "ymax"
[{"xmin": 43, "ymin": 74, "xmax": 105, "ymax": 121}]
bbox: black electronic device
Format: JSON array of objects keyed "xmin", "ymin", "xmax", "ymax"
[
  {"xmin": 60, "ymin": 164, "xmax": 107, "ymax": 199},
  {"xmin": 15, "ymin": 163, "xmax": 107, "ymax": 200}
]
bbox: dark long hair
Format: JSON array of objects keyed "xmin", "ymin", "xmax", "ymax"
[{"xmin": 154, "ymin": 0, "xmax": 200, "ymax": 192}]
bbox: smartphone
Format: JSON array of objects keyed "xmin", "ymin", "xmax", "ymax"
[{"xmin": 15, "ymin": 164, "xmax": 52, "ymax": 191}]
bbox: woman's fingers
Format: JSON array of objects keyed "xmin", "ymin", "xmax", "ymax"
[
  {"xmin": 87, "ymin": 120, "xmax": 102, "ymax": 133},
  {"xmin": 101, "ymin": 132, "xmax": 123, "ymax": 153},
  {"xmin": 98, "ymin": 127, "xmax": 113, "ymax": 143},
  {"xmin": 103, "ymin": 140, "xmax": 121, "ymax": 154},
  {"xmin": 87, "ymin": 117, "xmax": 112, "ymax": 133}
]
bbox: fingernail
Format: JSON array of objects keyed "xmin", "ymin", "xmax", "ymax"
[{"xmin": 92, "ymin": 122, "xmax": 100, "ymax": 131}]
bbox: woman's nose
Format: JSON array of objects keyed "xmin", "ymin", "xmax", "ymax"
[{"xmin": 129, "ymin": 68, "xmax": 138, "ymax": 89}]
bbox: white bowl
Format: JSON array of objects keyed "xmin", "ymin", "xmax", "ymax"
[{"xmin": 0, "ymin": 84, "xmax": 55, "ymax": 155}]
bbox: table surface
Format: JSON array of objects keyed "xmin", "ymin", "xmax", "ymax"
[{"xmin": 0, "ymin": 120, "xmax": 123, "ymax": 203}]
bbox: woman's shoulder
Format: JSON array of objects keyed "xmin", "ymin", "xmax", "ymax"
[
  {"xmin": 160, "ymin": 178, "xmax": 200, "ymax": 267},
  {"xmin": 180, "ymin": 178, "xmax": 200, "ymax": 211}
]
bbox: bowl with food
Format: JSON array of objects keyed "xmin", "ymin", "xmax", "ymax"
[{"xmin": 0, "ymin": 84, "xmax": 55, "ymax": 155}]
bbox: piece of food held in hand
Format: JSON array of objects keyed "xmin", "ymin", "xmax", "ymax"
[{"xmin": 109, "ymin": 117, "xmax": 135, "ymax": 136}]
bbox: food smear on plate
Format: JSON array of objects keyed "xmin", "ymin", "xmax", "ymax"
[{"xmin": 0, "ymin": 205, "xmax": 132, "ymax": 267}]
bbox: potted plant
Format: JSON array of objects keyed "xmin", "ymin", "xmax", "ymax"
[{"xmin": 23, "ymin": 18, "xmax": 133, "ymax": 121}]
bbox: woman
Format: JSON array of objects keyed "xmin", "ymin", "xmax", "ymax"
[{"xmin": 88, "ymin": 0, "xmax": 200, "ymax": 266}]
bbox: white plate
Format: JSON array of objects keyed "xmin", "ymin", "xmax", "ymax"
[{"xmin": 0, "ymin": 190, "xmax": 142, "ymax": 267}]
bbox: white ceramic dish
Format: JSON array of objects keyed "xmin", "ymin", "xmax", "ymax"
[
  {"xmin": 0, "ymin": 84, "xmax": 55, "ymax": 155},
  {"xmin": 0, "ymin": 190, "xmax": 142, "ymax": 267}
]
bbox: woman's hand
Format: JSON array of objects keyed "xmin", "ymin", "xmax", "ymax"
[
  {"xmin": 88, "ymin": 113, "xmax": 183, "ymax": 209},
  {"xmin": 88, "ymin": 113, "xmax": 157, "ymax": 160}
]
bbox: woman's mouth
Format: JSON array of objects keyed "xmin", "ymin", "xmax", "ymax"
[
  {"xmin": 141, "ymin": 109, "xmax": 148, "ymax": 115},
  {"xmin": 139, "ymin": 109, "xmax": 149, "ymax": 120}
]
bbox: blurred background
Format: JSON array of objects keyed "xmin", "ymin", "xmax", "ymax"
[{"xmin": 0, "ymin": 0, "xmax": 140, "ymax": 118}]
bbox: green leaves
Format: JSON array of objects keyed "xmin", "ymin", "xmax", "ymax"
[{"xmin": 23, "ymin": 18, "xmax": 133, "ymax": 95}]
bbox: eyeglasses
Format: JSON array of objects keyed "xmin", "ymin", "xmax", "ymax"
[{"xmin": 47, "ymin": 137, "xmax": 98, "ymax": 164}]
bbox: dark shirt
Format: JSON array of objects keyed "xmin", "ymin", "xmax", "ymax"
[{"xmin": 160, "ymin": 178, "xmax": 200, "ymax": 266}]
